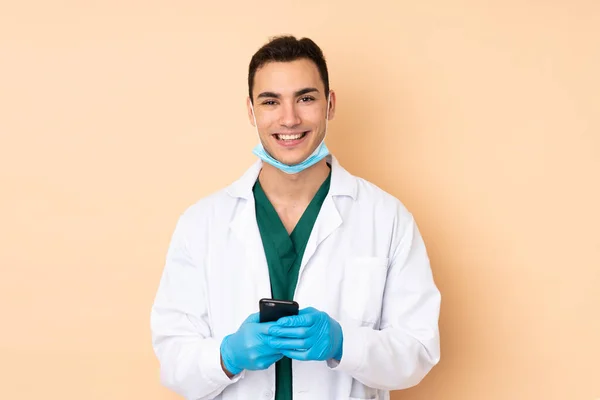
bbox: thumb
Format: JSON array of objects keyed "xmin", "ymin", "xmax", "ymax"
[
  {"xmin": 278, "ymin": 311, "xmax": 317, "ymax": 327},
  {"xmin": 298, "ymin": 307, "xmax": 318, "ymax": 315}
]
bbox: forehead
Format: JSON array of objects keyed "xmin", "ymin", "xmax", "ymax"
[{"xmin": 253, "ymin": 59, "xmax": 324, "ymax": 95}]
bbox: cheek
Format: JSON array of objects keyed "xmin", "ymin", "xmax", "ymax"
[
  {"xmin": 301, "ymin": 108, "xmax": 325, "ymax": 127},
  {"xmin": 257, "ymin": 113, "xmax": 278, "ymax": 131}
]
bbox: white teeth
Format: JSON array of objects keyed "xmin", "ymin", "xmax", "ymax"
[{"xmin": 277, "ymin": 133, "xmax": 304, "ymax": 140}]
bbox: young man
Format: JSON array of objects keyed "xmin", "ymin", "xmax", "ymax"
[{"xmin": 151, "ymin": 36, "xmax": 441, "ymax": 400}]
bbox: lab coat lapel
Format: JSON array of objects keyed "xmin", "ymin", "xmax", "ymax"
[
  {"xmin": 297, "ymin": 155, "xmax": 357, "ymax": 282},
  {"xmin": 229, "ymin": 198, "xmax": 272, "ymax": 301},
  {"xmin": 227, "ymin": 160, "xmax": 272, "ymax": 302},
  {"xmin": 226, "ymin": 156, "xmax": 356, "ymax": 301},
  {"xmin": 298, "ymin": 195, "xmax": 342, "ymax": 274}
]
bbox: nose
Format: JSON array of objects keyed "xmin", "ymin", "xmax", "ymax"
[{"xmin": 279, "ymin": 101, "xmax": 301, "ymax": 128}]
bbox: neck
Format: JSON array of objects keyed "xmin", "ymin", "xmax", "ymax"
[{"xmin": 258, "ymin": 159, "xmax": 330, "ymax": 205}]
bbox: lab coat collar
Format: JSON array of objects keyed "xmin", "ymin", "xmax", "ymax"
[{"xmin": 225, "ymin": 154, "xmax": 357, "ymax": 200}]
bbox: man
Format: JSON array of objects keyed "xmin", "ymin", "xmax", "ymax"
[{"xmin": 151, "ymin": 36, "xmax": 441, "ymax": 400}]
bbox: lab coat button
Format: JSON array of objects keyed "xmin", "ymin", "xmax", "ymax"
[{"xmin": 263, "ymin": 389, "xmax": 273, "ymax": 399}]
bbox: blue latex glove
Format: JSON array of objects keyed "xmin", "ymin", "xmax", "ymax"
[
  {"xmin": 266, "ymin": 307, "xmax": 343, "ymax": 361},
  {"xmin": 220, "ymin": 312, "xmax": 283, "ymax": 375}
]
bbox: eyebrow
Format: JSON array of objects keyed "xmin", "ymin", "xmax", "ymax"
[{"xmin": 256, "ymin": 87, "xmax": 320, "ymax": 99}]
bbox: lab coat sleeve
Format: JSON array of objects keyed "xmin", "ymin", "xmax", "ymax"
[
  {"xmin": 151, "ymin": 212, "xmax": 241, "ymax": 400},
  {"xmin": 328, "ymin": 212, "xmax": 441, "ymax": 390}
]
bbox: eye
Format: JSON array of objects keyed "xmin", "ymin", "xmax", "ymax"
[
  {"xmin": 262, "ymin": 100, "xmax": 278, "ymax": 106},
  {"xmin": 299, "ymin": 96, "xmax": 315, "ymax": 103}
]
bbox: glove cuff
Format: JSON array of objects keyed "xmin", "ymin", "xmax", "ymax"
[
  {"xmin": 220, "ymin": 334, "xmax": 243, "ymax": 376},
  {"xmin": 332, "ymin": 320, "xmax": 344, "ymax": 361}
]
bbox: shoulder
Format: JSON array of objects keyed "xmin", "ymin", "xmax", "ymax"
[
  {"xmin": 178, "ymin": 161, "xmax": 260, "ymax": 222},
  {"xmin": 353, "ymin": 175, "xmax": 413, "ymax": 222},
  {"xmin": 349, "ymin": 175, "xmax": 423, "ymax": 262},
  {"xmin": 177, "ymin": 186, "xmax": 238, "ymax": 229}
]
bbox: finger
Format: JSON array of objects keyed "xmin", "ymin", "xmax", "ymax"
[
  {"xmin": 267, "ymin": 337, "xmax": 312, "ymax": 350},
  {"xmin": 280, "ymin": 349, "xmax": 310, "ymax": 361},
  {"xmin": 252, "ymin": 322, "xmax": 275, "ymax": 340},
  {"xmin": 253, "ymin": 354, "xmax": 284, "ymax": 370},
  {"xmin": 268, "ymin": 325, "xmax": 316, "ymax": 338},
  {"xmin": 276, "ymin": 310, "xmax": 318, "ymax": 327},
  {"xmin": 253, "ymin": 321, "xmax": 279, "ymax": 335},
  {"xmin": 257, "ymin": 340, "xmax": 287, "ymax": 355}
]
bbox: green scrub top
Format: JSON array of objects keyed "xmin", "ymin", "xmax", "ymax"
[{"xmin": 253, "ymin": 169, "xmax": 331, "ymax": 400}]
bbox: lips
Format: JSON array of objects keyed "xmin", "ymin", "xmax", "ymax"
[
  {"xmin": 273, "ymin": 131, "xmax": 309, "ymax": 141},
  {"xmin": 270, "ymin": 131, "xmax": 311, "ymax": 148}
]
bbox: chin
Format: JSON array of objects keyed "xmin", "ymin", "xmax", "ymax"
[
  {"xmin": 264, "ymin": 148, "xmax": 299, "ymax": 164},
  {"xmin": 273, "ymin": 154, "xmax": 307, "ymax": 166}
]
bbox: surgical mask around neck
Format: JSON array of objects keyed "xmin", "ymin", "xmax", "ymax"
[{"xmin": 250, "ymin": 93, "xmax": 331, "ymax": 174}]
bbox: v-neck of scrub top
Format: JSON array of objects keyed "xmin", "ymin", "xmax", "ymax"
[
  {"xmin": 253, "ymin": 168, "xmax": 331, "ymax": 301},
  {"xmin": 252, "ymin": 168, "xmax": 331, "ymax": 400}
]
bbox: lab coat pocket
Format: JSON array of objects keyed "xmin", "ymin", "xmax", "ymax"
[{"xmin": 341, "ymin": 257, "xmax": 389, "ymax": 325}]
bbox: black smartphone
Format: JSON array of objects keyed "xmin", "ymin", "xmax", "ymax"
[{"xmin": 259, "ymin": 298, "xmax": 299, "ymax": 323}]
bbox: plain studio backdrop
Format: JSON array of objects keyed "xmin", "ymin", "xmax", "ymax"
[{"xmin": 1, "ymin": 1, "xmax": 599, "ymax": 399}]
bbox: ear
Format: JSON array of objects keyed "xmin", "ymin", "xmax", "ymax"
[
  {"xmin": 326, "ymin": 90, "xmax": 336, "ymax": 120},
  {"xmin": 246, "ymin": 96, "xmax": 256, "ymax": 127}
]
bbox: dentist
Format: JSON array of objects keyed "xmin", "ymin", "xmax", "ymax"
[{"xmin": 151, "ymin": 35, "xmax": 441, "ymax": 400}]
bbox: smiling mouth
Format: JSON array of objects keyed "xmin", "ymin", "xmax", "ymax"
[{"xmin": 274, "ymin": 131, "xmax": 309, "ymax": 141}]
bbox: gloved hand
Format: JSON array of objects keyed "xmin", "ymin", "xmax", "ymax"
[
  {"xmin": 266, "ymin": 307, "xmax": 343, "ymax": 362},
  {"xmin": 220, "ymin": 312, "xmax": 283, "ymax": 376}
]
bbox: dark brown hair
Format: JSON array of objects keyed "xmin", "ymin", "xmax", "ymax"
[{"xmin": 248, "ymin": 35, "xmax": 330, "ymax": 103}]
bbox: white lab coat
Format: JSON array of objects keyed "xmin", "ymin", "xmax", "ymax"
[{"xmin": 150, "ymin": 155, "xmax": 441, "ymax": 400}]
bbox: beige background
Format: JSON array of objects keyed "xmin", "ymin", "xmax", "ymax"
[{"xmin": 1, "ymin": 1, "xmax": 599, "ymax": 399}]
